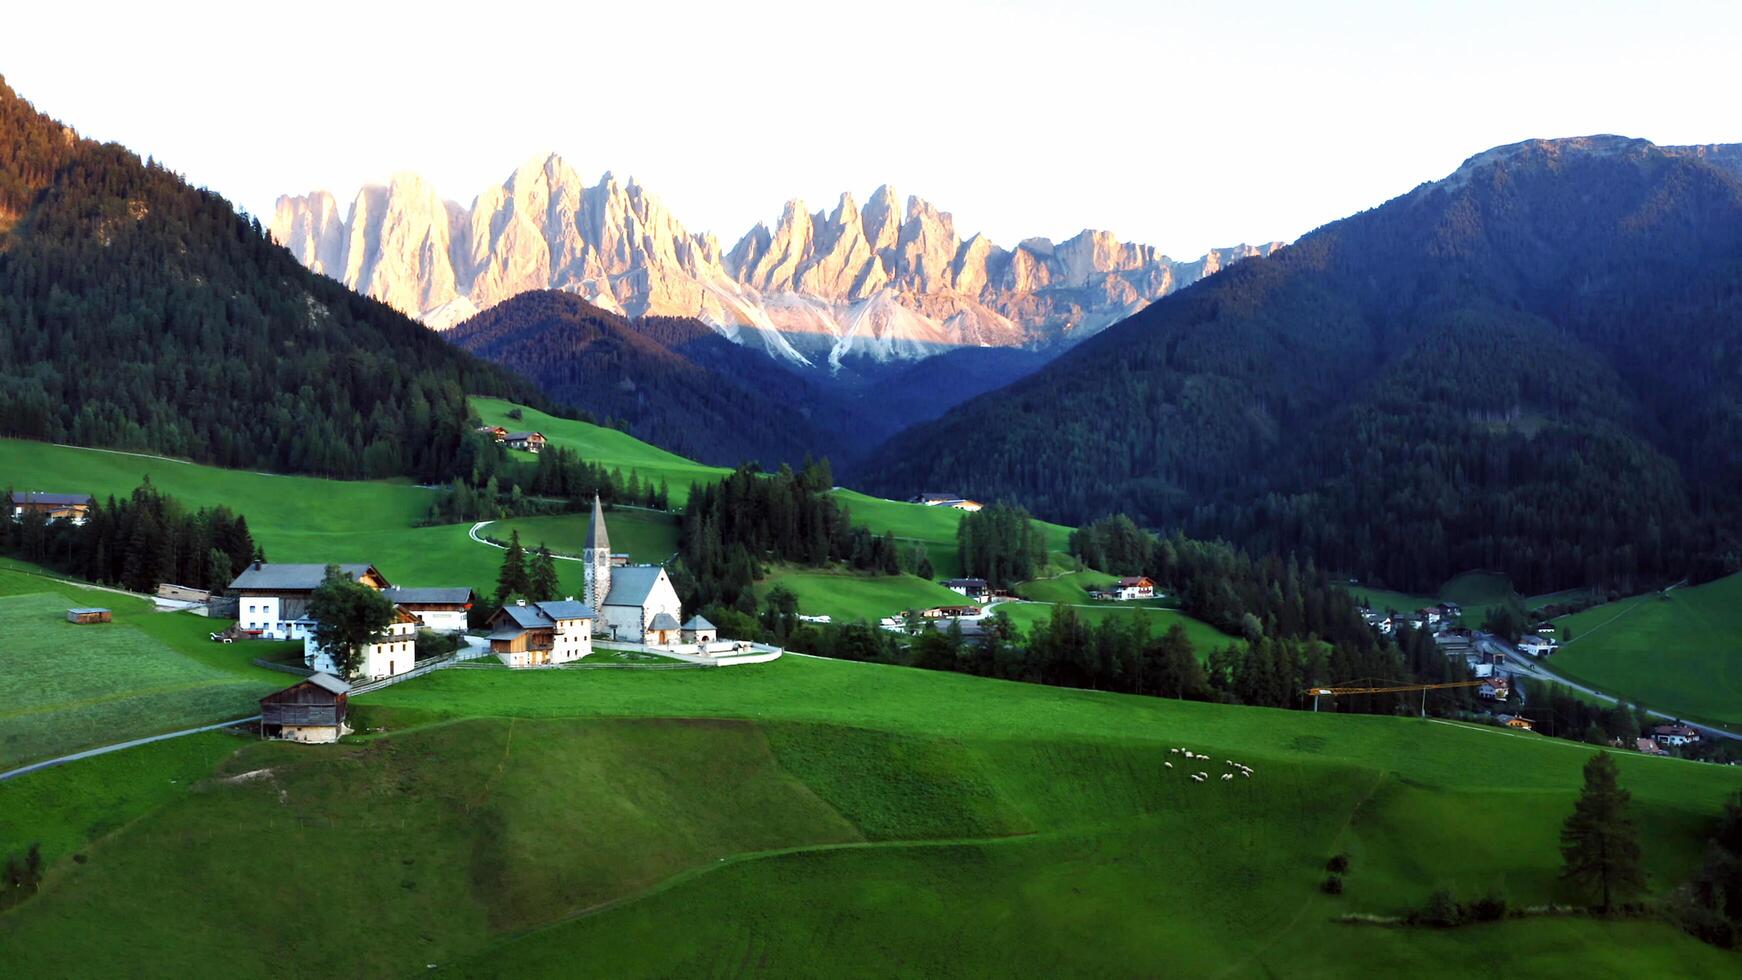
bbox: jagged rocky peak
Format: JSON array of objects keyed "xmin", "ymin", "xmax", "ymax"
[{"xmin": 273, "ymin": 159, "xmax": 1284, "ymax": 367}]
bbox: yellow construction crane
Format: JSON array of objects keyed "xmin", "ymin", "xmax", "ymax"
[{"xmin": 1304, "ymin": 678, "xmax": 1490, "ymax": 715}]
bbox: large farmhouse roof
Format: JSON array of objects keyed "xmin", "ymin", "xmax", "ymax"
[
  {"xmin": 536, "ymin": 599, "xmax": 594, "ymax": 621},
  {"xmin": 12, "ymin": 491, "xmax": 93, "ymax": 506},
  {"xmin": 228, "ymin": 563, "xmax": 381, "ymax": 592},
  {"xmin": 382, "ymin": 587, "xmax": 474, "ymax": 605},
  {"xmin": 493, "ymin": 599, "xmax": 595, "ymax": 630},
  {"xmin": 604, "ymin": 566, "xmax": 666, "ymax": 607}
]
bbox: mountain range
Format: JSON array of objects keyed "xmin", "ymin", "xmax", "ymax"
[
  {"xmin": 270, "ymin": 155, "xmax": 1280, "ymax": 369},
  {"xmin": 855, "ymin": 135, "xmax": 1742, "ymax": 595}
]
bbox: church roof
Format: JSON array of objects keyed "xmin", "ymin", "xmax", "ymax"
[
  {"xmin": 586, "ymin": 495, "xmax": 610, "ymax": 553},
  {"xmin": 648, "ymin": 611, "xmax": 681, "ymax": 631},
  {"xmin": 603, "ymin": 566, "xmax": 666, "ymax": 607},
  {"xmin": 682, "ymin": 615, "xmax": 715, "ymax": 630}
]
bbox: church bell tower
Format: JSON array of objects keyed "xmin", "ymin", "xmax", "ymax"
[{"xmin": 583, "ymin": 494, "xmax": 612, "ymax": 613}]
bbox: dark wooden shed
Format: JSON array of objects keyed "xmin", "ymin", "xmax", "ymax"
[{"xmin": 259, "ymin": 673, "xmax": 351, "ymax": 744}]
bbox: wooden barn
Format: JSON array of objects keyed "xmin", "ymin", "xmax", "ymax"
[
  {"xmin": 259, "ymin": 673, "xmax": 351, "ymax": 744},
  {"xmin": 66, "ymin": 607, "xmax": 111, "ymax": 625}
]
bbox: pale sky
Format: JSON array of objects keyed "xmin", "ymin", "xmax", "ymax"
[{"xmin": 3, "ymin": 0, "xmax": 1736, "ymax": 256}]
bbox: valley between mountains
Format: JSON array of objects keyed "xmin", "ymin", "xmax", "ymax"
[{"xmin": 4, "ymin": 55, "xmax": 1742, "ymax": 980}]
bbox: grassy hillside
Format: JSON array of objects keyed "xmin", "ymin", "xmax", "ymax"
[
  {"xmin": 0, "ymin": 566, "xmax": 289, "ymax": 767},
  {"xmin": 829, "ymin": 489, "xmax": 1075, "ymax": 581},
  {"xmin": 4, "ymin": 655, "xmax": 1738, "ymax": 976},
  {"xmin": 471, "ymin": 396, "xmax": 729, "ymax": 506},
  {"xmin": 482, "ymin": 509, "xmax": 680, "ymax": 564},
  {"xmin": 754, "ymin": 567, "xmax": 968, "ymax": 622},
  {"xmin": 997, "ymin": 601, "xmax": 1240, "ymax": 656},
  {"xmin": 0, "ymin": 437, "xmax": 588, "ymax": 599},
  {"xmin": 1550, "ymin": 574, "xmax": 1742, "ymax": 727}
]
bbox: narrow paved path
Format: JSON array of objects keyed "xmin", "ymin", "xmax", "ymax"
[
  {"xmin": 0, "ymin": 716, "xmax": 259, "ymax": 782},
  {"xmin": 468, "ymin": 521, "xmax": 585, "ymax": 563}
]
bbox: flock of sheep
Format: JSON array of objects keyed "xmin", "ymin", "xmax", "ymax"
[{"xmin": 1163, "ymin": 748, "xmax": 1254, "ymax": 784}]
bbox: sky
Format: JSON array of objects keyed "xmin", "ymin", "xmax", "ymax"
[{"xmin": 2, "ymin": 0, "xmax": 1736, "ymax": 256}]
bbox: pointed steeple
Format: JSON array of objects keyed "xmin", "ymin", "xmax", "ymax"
[{"xmin": 587, "ymin": 494, "xmax": 610, "ymax": 553}]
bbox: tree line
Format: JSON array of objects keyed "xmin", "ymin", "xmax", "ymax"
[
  {"xmin": 1, "ymin": 479, "xmax": 259, "ymax": 593},
  {"xmin": 669, "ymin": 461, "xmax": 908, "ymax": 614},
  {"xmin": 0, "ymin": 76, "xmax": 548, "ymax": 483}
]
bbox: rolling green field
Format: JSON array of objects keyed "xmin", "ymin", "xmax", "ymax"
[
  {"xmin": 754, "ymin": 567, "xmax": 968, "ymax": 622},
  {"xmin": 827, "ymin": 489, "xmax": 1076, "ymax": 582},
  {"xmin": 1549, "ymin": 574, "xmax": 1742, "ymax": 727},
  {"xmin": 3, "ymin": 655, "xmax": 1738, "ymax": 976},
  {"xmin": 996, "ymin": 600, "xmax": 1240, "ymax": 656},
  {"xmin": 0, "ymin": 437, "xmax": 562, "ymax": 599},
  {"xmin": 482, "ymin": 508, "xmax": 680, "ymax": 564},
  {"xmin": 0, "ymin": 567, "xmax": 289, "ymax": 768},
  {"xmin": 471, "ymin": 396, "xmax": 730, "ymax": 506}
]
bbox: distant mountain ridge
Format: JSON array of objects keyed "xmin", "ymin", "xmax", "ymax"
[
  {"xmin": 444, "ymin": 291, "xmax": 1056, "ymax": 469},
  {"xmin": 272, "ymin": 155, "xmax": 1280, "ymax": 368},
  {"xmin": 855, "ymin": 134, "xmax": 1742, "ymax": 595}
]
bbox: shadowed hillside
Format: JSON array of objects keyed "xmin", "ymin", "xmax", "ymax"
[{"xmin": 857, "ymin": 136, "xmax": 1742, "ymax": 594}]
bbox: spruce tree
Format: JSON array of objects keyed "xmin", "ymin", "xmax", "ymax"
[
  {"xmin": 1560, "ymin": 751, "xmax": 1647, "ymax": 913},
  {"xmin": 527, "ymin": 546, "xmax": 560, "ymax": 603},
  {"xmin": 496, "ymin": 530, "xmax": 528, "ymax": 604}
]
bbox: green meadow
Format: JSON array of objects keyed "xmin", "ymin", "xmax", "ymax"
[
  {"xmin": 754, "ymin": 566, "xmax": 968, "ymax": 622},
  {"xmin": 471, "ymin": 396, "xmax": 730, "ymax": 506},
  {"xmin": 827, "ymin": 488, "xmax": 1076, "ymax": 581},
  {"xmin": 996, "ymin": 600, "xmax": 1241, "ymax": 656},
  {"xmin": 0, "ymin": 567, "xmax": 289, "ymax": 768},
  {"xmin": 482, "ymin": 508, "xmax": 680, "ymax": 565},
  {"xmin": 2, "ymin": 655, "xmax": 1738, "ymax": 976},
  {"xmin": 1549, "ymin": 573, "xmax": 1742, "ymax": 727}
]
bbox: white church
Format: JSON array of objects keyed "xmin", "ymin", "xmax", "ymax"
[{"xmin": 582, "ymin": 496, "xmax": 687, "ymax": 644}]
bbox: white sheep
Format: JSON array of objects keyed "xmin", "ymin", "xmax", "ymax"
[
  {"xmin": 1170, "ymin": 747, "xmax": 1180, "ymax": 754},
  {"xmin": 1190, "ymin": 774, "xmax": 1205, "ymax": 783},
  {"xmin": 1164, "ymin": 761, "xmax": 1174, "ymax": 769},
  {"xmin": 1222, "ymin": 773, "xmax": 1234, "ymax": 781},
  {"xmin": 1242, "ymin": 771, "xmax": 1251, "ymax": 778}
]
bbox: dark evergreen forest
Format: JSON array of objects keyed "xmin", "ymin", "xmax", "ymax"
[
  {"xmin": 858, "ymin": 138, "xmax": 1742, "ymax": 594},
  {"xmin": 1, "ymin": 480, "xmax": 259, "ymax": 593},
  {"xmin": 445, "ymin": 291, "xmax": 840, "ymax": 467},
  {"xmin": 0, "ymin": 76, "xmax": 546, "ymax": 481}
]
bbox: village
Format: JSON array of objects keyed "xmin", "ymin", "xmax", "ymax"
[
  {"xmin": 1357, "ymin": 598, "xmax": 1705, "ymax": 755},
  {"xmin": 11, "ymin": 485, "xmax": 1712, "ymax": 759},
  {"xmin": 20, "ymin": 489, "xmax": 776, "ymax": 747}
]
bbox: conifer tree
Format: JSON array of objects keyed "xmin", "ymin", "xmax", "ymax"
[
  {"xmin": 1560, "ymin": 752, "xmax": 1647, "ymax": 913},
  {"xmin": 527, "ymin": 545, "xmax": 560, "ymax": 603},
  {"xmin": 496, "ymin": 530, "xmax": 528, "ymax": 604}
]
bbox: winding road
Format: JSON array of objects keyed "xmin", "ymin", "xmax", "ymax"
[{"xmin": 1477, "ymin": 632, "xmax": 1740, "ymax": 742}]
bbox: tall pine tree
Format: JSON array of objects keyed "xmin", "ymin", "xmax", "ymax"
[
  {"xmin": 1560, "ymin": 752, "xmax": 1647, "ymax": 913},
  {"xmin": 496, "ymin": 530, "xmax": 529, "ymax": 604}
]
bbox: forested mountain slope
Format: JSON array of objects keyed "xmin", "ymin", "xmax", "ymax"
[
  {"xmin": 445, "ymin": 291, "xmax": 841, "ymax": 467},
  {"xmin": 857, "ymin": 136, "xmax": 1742, "ymax": 594},
  {"xmin": 0, "ymin": 76, "xmax": 543, "ymax": 480}
]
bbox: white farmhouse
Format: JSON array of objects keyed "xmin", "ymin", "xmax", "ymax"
[
  {"xmin": 382, "ymin": 587, "xmax": 475, "ymax": 633},
  {"xmin": 486, "ymin": 599, "xmax": 595, "ymax": 668},
  {"xmin": 228, "ymin": 563, "xmax": 391, "ymax": 641},
  {"xmin": 582, "ymin": 496, "xmax": 684, "ymax": 644},
  {"xmin": 303, "ymin": 605, "xmax": 418, "ymax": 681}
]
